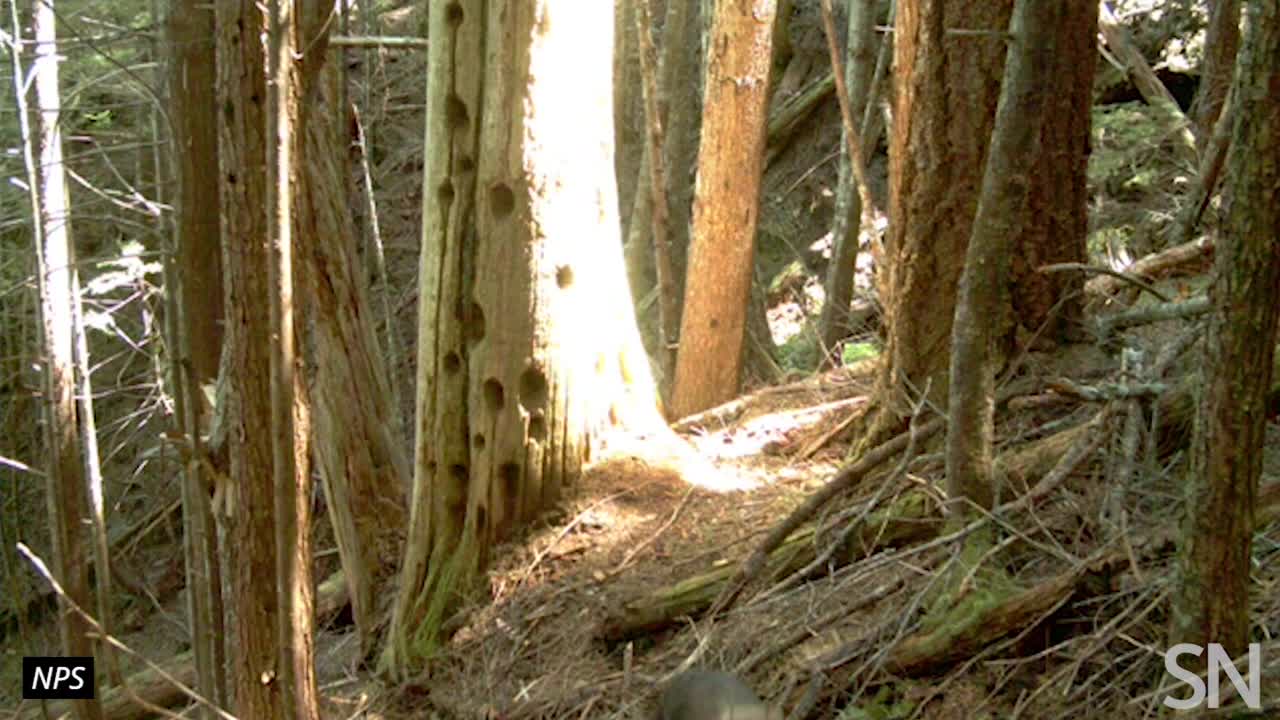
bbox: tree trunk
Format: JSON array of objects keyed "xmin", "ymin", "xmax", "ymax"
[
  {"xmin": 301, "ymin": 57, "xmax": 409, "ymax": 658},
  {"xmin": 876, "ymin": 0, "xmax": 1088, "ymax": 439},
  {"xmin": 1192, "ymin": 0, "xmax": 1241, "ymax": 151},
  {"xmin": 946, "ymin": 0, "xmax": 1059, "ymax": 513},
  {"xmin": 877, "ymin": 0, "xmax": 1013, "ymax": 424},
  {"xmin": 615, "ymin": 0, "xmax": 644, "ymax": 240},
  {"xmin": 625, "ymin": 0, "xmax": 704, "ymax": 350},
  {"xmin": 169, "ymin": 5, "xmax": 224, "ymax": 386},
  {"xmin": 1173, "ymin": 0, "xmax": 1280, "ymax": 661},
  {"xmin": 26, "ymin": 3, "xmax": 102, "ymax": 717},
  {"xmin": 216, "ymin": 0, "xmax": 282, "ymax": 715},
  {"xmin": 384, "ymin": 0, "xmax": 661, "ymax": 676},
  {"xmin": 165, "ymin": 0, "xmax": 227, "ymax": 711},
  {"xmin": 660, "ymin": 0, "xmax": 703, "ymax": 307},
  {"xmin": 670, "ymin": 0, "xmax": 778, "ymax": 419},
  {"xmin": 266, "ymin": 1, "xmax": 320, "ymax": 717},
  {"xmin": 818, "ymin": 0, "xmax": 880, "ymax": 355},
  {"xmin": 1011, "ymin": 1, "xmax": 1095, "ymax": 343}
]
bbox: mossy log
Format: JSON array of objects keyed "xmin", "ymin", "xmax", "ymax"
[
  {"xmin": 886, "ymin": 551, "xmax": 1126, "ymax": 676},
  {"xmin": 598, "ymin": 501, "xmax": 941, "ymax": 644}
]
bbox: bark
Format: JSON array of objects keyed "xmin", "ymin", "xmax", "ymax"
[
  {"xmin": 385, "ymin": 0, "xmax": 661, "ymax": 676},
  {"xmin": 266, "ymin": 1, "xmax": 319, "ymax": 717},
  {"xmin": 670, "ymin": 0, "xmax": 779, "ymax": 419},
  {"xmin": 635, "ymin": 0, "xmax": 679, "ymax": 377},
  {"xmin": 877, "ymin": 0, "xmax": 1012, "ymax": 421},
  {"xmin": 215, "ymin": 0, "xmax": 281, "ymax": 715},
  {"xmin": 165, "ymin": 0, "xmax": 226, "ymax": 710},
  {"xmin": 818, "ymin": 0, "xmax": 880, "ymax": 354},
  {"xmin": 169, "ymin": 1, "xmax": 223, "ymax": 386},
  {"xmin": 876, "ymin": 0, "xmax": 1089, "ymax": 436},
  {"xmin": 1192, "ymin": 0, "xmax": 1241, "ymax": 151},
  {"xmin": 660, "ymin": 0, "xmax": 702, "ymax": 306},
  {"xmin": 303, "ymin": 63, "xmax": 410, "ymax": 656},
  {"xmin": 946, "ymin": 0, "xmax": 1059, "ymax": 512},
  {"xmin": 27, "ymin": 3, "xmax": 101, "ymax": 717},
  {"xmin": 1173, "ymin": 0, "xmax": 1280, "ymax": 660},
  {"xmin": 15, "ymin": 572, "xmax": 351, "ymax": 720},
  {"xmin": 1012, "ymin": 1, "xmax": 1095, "ymax": 343},
  {"xmin": 626, "ymin": 0, "xmax": 703, "ymax": 379}
]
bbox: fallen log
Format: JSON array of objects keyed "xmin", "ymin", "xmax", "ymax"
[
  {"xmin": 886, "ymin": 550, "xmax": 1127, "ymax": 676},
  {"xmin": 597, "ymin": 501, "xmax": 941, "ymax": 644}
]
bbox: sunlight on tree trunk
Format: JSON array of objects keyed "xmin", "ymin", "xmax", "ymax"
[
  {"xmin": 384, "ymin": 0, "xmax": 661, "ymax": 677},
  {"xmin": 670, "ymin": 0, "xmax": 778, "ymax": 419},
  {"xmin": 266, "ymin": 1, "xmax": 319, "ymax": 717},
  {"xmin": 23, "ymin": 2, "xmax": 102, "ymax": 717}
]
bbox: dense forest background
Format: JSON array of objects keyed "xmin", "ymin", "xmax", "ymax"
[{"xmin": 2, "ymin": 0, "xmax": 1278, "ymax": 718}]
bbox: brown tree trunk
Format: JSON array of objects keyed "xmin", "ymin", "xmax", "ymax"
[
  {"xmin": 670, "ymin": 0, "xmax": 778, "ymax": 419},
  {"xmin": 660, "ymin": 0, "xmax": 702, "ymax": 304},
  {"xmin": 946, "ymin": 0, "xmax": 1059, "ymax": 513},
  {"xmin": 818, "ymin": 0, "xmax": 880, "ymax": 356},
  {"xmin": 266, "ymin": 2, "xmax": 320, "ymax": 717},
  {"xmin": 1010, "ymin": 2, "xmax": 1095, "ymax": 344},
  {"xmin": 626, "ymin": 0, "xmax": 704, "ymax": 348},
  {"xmin": 216, "ymin": 0, "xmax": 282, "ymax": 715},
  {"xmin": 1192, "ymin": 0, "xmax": 1241, "ymax": 151},
  {"xmin": 384, "ymin": 0, "xmax": 661, "ymax": 676},
  {"xmin": 26, "ymin": 3, "xmax": 101, "ymax": 717},
  {"xmin": 165, "ymin": 0, "xmax": 227, "ymax": 711},
  {"xmin": 301, "ymin": 58, "xmax": 409, "ymax": 658},
  {"xmin": 877, "ymin": 0, "xmax": 1012, "ymax": 424},
  {"xmin": 876, "ymin": 0, "xmax": 1089, "ymax": 440},
  {"xmin": 169, "ymin": 4, "xmax": 224, "ymax": 386},
  {"xmin": 1173, "ymin": 0, "xmax": 1280, "ymax": 661}
]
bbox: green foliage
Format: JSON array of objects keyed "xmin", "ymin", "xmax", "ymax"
[
  {"xmin": 1089, "ymin": 103, "xmax": 1169, "ymax": 197},
  {"xmin": 837, "ymin": 686, "xmax": 915, "ymax": 720},
  {"xmin": 777, "ymin": 326, "xmax": 820, "ymax": 373},
  {"xmin": 841, "ymin": 341, "xmax": 877, "ymax": 366}
]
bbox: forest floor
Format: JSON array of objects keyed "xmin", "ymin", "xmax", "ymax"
[{"xmin": 6, "ymin": 3, "xmax": 1280, "ymax": 719}]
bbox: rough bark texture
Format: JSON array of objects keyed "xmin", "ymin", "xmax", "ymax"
[
  {"xmin": 1192, "ymin": 0, "xmax": 1241, "ymax": 150},
  {"xmin": 30, "ymin": 3, "xmax": 101, "ymax": 718},
  {"xmin": 878, "ymin": 0, "xmax": 1012, "ymax": 419},
  {"xmin": 1011, "ymin": 1, "xmax": 1094, "ymax": 344},
  {"xmin": 386, "ymin": 0, "xmax": 660, "ymax": 675},
  {"xmin": 1173, "ymin": 0, "xmax": 1280, "ymax": 659},
  {"xmin": 303, "ymin": 63, "xmax": 409, "ymax": 654},
  {"xmin": 670, "ymin": 0, "xmax": 778, "ymax": 419},
  {"xmin": 946, "ymin": 0, "xmax": 1058, "ymax": 512},
  {"xmin": 169, "ymin": 1, "xmax": 223, "ymax": 386},
  {"xmin": 165, "ymin": 1, "xmax": 226, "ymax": 711},
  {"xmin": 216, "ymin": 1, "xmax": 281, "ymax": 715},
  {"xmin": 266, "ymin": 2, "xmax": 321, "ymax": 717}
]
